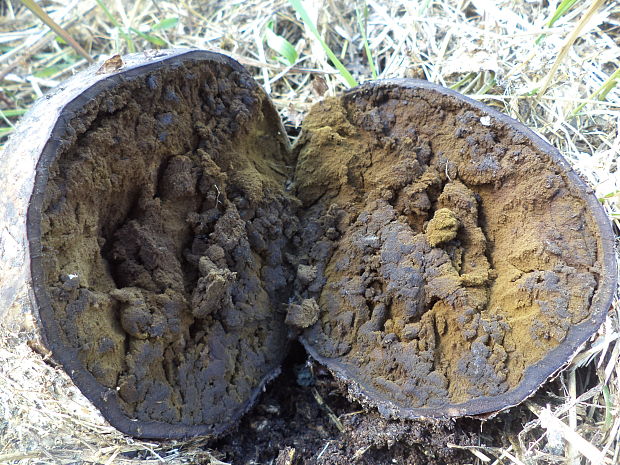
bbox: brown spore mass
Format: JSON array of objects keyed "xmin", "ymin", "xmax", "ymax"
[
  {"xmin": 38, "ymin": 61, "xmax": 607, "ymax": 436},
  {"xmin": 40, "ymin": 60, "xmax": 297, "ymax": 431},
  {"xmin": 293, "ymin": 86, "xmax": 600, "ymax": 411}
]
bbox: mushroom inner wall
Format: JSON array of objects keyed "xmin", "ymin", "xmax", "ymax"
[
  {"xmin": 40, "ymin": 70, "xmax": 603, "ymax": 429},
  {"xmin": 40, "ymin": 61, "xmax": 297, "ymax": 430},
  {"xmin": 293, "ymin": 87, "xmax": 600, "ymax": 409}
]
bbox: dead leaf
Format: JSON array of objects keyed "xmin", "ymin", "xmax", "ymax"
[
  {"xmin": 96, "ymin": 54, "xmax": 124, "ymax": 75},
  {"xmin": 312, "ymin": 75, "xmax": 328, "ymax": 97},
  {"xmin": 286, "ymin": 103, "xmax": 304, "ymax": 128}
]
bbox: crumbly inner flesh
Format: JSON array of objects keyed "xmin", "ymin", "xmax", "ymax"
[
  {"xmin": 41, "ymin": 61, "xmax": 297, "ymax": 430},
  {"xmin": 293, "ymin": 87, "xmax": 599, "ymax": 407}
]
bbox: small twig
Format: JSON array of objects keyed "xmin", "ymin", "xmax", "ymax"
[
  {"xmin": 311, "ymin": 388, "xmax": 345, "ymax": 433},
  {"xmin": 316, "ymin": 441, "xmax": 332, "ymax": 460},
  {"xmin": 214, "ymin": 185, "xmax": 222, "ymax": 206}
]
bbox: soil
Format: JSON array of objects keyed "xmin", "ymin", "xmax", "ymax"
[
  {"xmin": 211, "ymin": 349, "xmax": 597, "ymax": 464},
  {"xmin": 38, "ymin": 60, "xmax": 605, "ymax": 454},
  {"xmin": 212, "ymin": 342, "xmax": 478, "ymax": 465},
  {"xmin": 40, "ymin": 59, "xmax": 297, "ymax": 434}
]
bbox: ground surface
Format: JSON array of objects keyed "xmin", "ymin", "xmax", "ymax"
[{"xmin": 0, "ymin": 1, "xmax": 619, "ymax": 464}]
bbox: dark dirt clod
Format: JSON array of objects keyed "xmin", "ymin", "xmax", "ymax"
[{"xmin": 214, "ymin": 345, "xmax": 476, "ymax": 465}]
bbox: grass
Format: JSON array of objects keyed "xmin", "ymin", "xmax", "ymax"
[
  {"xmin": 19, "ymin": 0, "xmax": 93, "ymax": 62},
  {"xmin": 571, "ymin": 67, "xmax": 620, "ymax": 116},
  {"xmin": 355, "ymin": 2, "xmax": 377, "ymax": 80},
  {"xmin": 0, "ymin": 0, "xmax": 619, "ymax": 464},
  {"xmin": 535, "ymin": 0, "xmax": 580, "ymax": 44},
  {"xmin": 265, "ymin": 19, "xmax": 298, "ymax": 66},
  {"xmin": 288, "ymin": 0, "xmax": 358, "ymax": 87}
]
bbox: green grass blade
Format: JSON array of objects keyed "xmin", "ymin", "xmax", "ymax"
[
  {"xmin": 356, "ymin": 3, "xmax": 377, "ymax": 79},
  {"xmin": 548, "ymin": 0, "xmax": 580, "ymax": 27},
  {"xmin": 288, "ymin": 0, "xmax": 357, "ymax": 87},
  {"xmin": 34, "ymin": 64, "xmax": 65, "ymax": 78},
  {"xmin": 129, "ymin": 27, "xmax": 167, "ymax": 47},
  {"xmin": 449, "ymin": 72, "xmax": 475, "ymax": 90},
  {"xmin": 265, "ymin": 21, "xmax": 298, "ymax": 66},
  {"xmin": 602, "ymin": 385, "xmax": 613, "ymax": 430},
  {"xmin": 535, "ymin": 0, "xmax": 579, "ymax": 44},
  {"xmin": 571, "ymin": 67, "xmax": 620, "ymax": 116},
  {"xmin": 19, "ymin": 0, "xmax": 93, "ymax": 63},
  {"xmin": 0, "ymin": 107, "xmax": 23, "ymax": 129},
  {"xmin": 94, "ymin": 0, "xmax": 135, "ymax": 53},
  {"xmin": 593, "ymin": 67, "xmax": 620, "ymax": 100},
  {"xmin": 477, "ymin": 73, "xmax": 497, "ymax": 95},
  {"xmin": 419, "ymin": 0, "xmax": 432, "ymax": 15},
  {"xmin": 598, "ymin": 189, "xmax": 620, "ymax": 202},
  {"xmin": 151, "ymin": 17, "xmax": 179, "ymax": 31},
  {"xmin": 0, "ymin": 109, "xmax": 27, "ymax": 118}
]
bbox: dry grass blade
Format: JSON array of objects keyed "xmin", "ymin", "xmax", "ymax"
[
  {"xmin": 527, "ymin": 402, "xmax": 610, "ymax": 464},
  {"xmin": 94, "ymin": 0, "xmax": 135, "ymax": 53},
  {"xmin": 537, "ymin": 0, "xmax": 605, "ymax": 96},
  {"xmin": 0, "ymin": 3, "xmax": 94, "ymax": 83},
  {"xmin": 448, "ymin": 443, "xmax": 527, "ymax": 465},
  {"xmin": 447, "ymin": 443, "xmax": 492, "ymax": 462},
  {"xmin": 19, "ymin": 0, "xmax": 93, "ymax": 63},
  {"xmin": 311, "ymin": 388, "xmax": 345, "ymax": 432},
  {"xmin": 535, "ymin": 0, "xmax": 579, "ymax": 44},
  {"xmin": 566, "ymin": 370, "xmax": 578, "ymax": 464}
]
